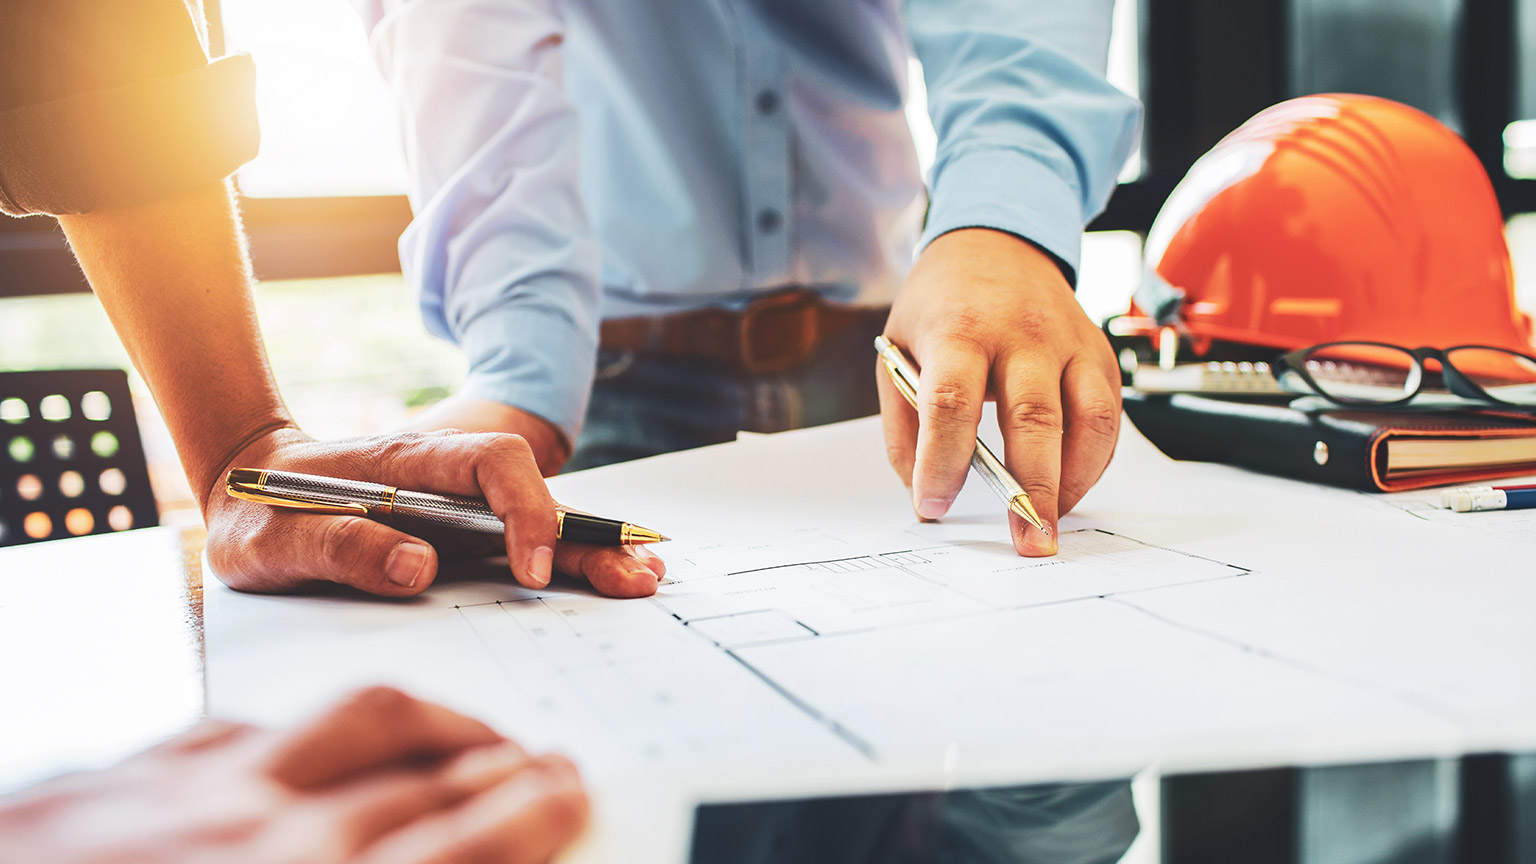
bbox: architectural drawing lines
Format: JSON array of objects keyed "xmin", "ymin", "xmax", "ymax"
[{"xmin": 724, "ymin": 649, "xmax": 879, "ymax": 761}]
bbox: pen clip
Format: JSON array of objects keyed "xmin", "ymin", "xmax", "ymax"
[
  {"xmin": 882, "ymin": 359, "xmax": 920, "ymax": 409},
  {"xmin": 226, "ymin": 478, "xmax": 371, "ymax": 517}
]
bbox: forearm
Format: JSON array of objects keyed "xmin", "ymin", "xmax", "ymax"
[
  {"xmin": 56, "ymin": 181, "xmax": 295, "ymax": 510},
  {"xmin": 906, "ymin": 0, "xmax": 1140, "ymax": 278},
  {"xmin": 361, "ymin": 0, "xmax": 602, "ymax": 445}
]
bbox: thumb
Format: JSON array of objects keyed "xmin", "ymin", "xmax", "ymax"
[
  {"xmin": 308, "ymin": 516, "xmax": 439, "ymax": 596},
  {"xmin": 215, "ymin": 512, "xmax": 439, "ymax": 597}
]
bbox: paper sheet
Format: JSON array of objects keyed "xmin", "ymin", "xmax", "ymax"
[
  {"xmin": 204, "ymin": 414, "xmax": 1536, "ymax": 863},
  {"xmin": 1353, "ymin": 474, "xmax": 1536, "ymax": 546},
  {"xmin": 0, "ymin": 530, "xmax": 202, "ymax": 792}
]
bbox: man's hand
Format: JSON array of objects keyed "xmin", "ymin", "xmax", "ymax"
[
  {"xmin": 879, "ymin": 228, "xmax": 1121, "ymax": 556},
  {"xmin": 205, "ymin": 427, "xmax": 665, "ymax": 599},
  {"xmin": 0, "ymin": 687, "xmax": 587, "ymax": 864}
]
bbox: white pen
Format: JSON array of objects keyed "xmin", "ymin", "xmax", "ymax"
[{"xmin": 874, "ymin": 335, "xmax": 1050, "ymax": 535}]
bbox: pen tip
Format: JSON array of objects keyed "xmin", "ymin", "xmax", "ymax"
[
  {"xmin": 625, "ymin": 526, "xmax": 671, "ymax": 544},
  {"xmin": 1008, "ymin": 497, "xmax": 1050, "ymax": 536}
]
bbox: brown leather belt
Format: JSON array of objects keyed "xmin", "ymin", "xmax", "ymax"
[{"xmin": 598, "ymin": 288, "xmax": 889, "ymax": 375}]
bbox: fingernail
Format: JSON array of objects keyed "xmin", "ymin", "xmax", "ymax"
[
  {"xmin": 917, "ymin": 497, "xmax": 953, "ymax": 520},
  {"xmin": 528, "ymin": 546, "xmax": 554, "ymax": 587},
  {"xmin": 636, "ymin": 547, "xmax": 666, "ymax": 576},
  {"xmin": 1020, "ymin": 523, "xmax": 1058, "ymax": 557},
  {"xmin": 386, "ymin": 542, "xmax": 431, "ymax": 587}
]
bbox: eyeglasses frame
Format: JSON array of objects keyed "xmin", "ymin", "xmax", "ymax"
[{"xmin": 1274, "ymin": 341, "xmax": 1536, "ymax": 408}]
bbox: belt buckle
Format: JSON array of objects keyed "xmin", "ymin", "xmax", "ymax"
[{"xmin": 739, "ymin": 289, "xmax": 820, "ymax": 374}]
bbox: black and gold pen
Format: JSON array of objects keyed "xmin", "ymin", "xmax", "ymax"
[{"xmin": 226, "ymin": 468, "xmax": 669, "ymax": 546}]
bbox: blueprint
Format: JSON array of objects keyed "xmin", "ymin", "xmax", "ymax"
[
  {"xmin": 203, "ymin": 415, "xmax": 1536, "ymax": 863},
  {"xmin": 447, "ymin": 528, "xmax": 1249, "ymax": 774}
]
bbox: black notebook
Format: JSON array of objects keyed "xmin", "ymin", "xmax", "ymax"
[{"xmin": 1122, "ymin": 389, "xmax": 1536, "ymax": 492}]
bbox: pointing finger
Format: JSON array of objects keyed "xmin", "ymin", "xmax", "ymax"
[{"xmin": 996, "ymin": 358, "xmax": 1064, "ymax": 557}]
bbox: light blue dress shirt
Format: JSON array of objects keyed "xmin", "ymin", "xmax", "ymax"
[{"xmin": 356, "ymin": 0, "xmax": 1141, "ymax": 442}]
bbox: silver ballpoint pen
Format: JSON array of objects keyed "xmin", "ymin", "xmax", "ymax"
[
  {"xmin": 874, "ymin": 335, "xmax": 1050, "ymax": 535},
  {"xmin": 226, "ymin": 468, "xmax": 668, "ymax": 546}
]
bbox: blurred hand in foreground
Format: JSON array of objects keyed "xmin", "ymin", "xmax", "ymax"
[{"xmin": 0, "ymin": 687, "xmax": 587, "ymax": 864}]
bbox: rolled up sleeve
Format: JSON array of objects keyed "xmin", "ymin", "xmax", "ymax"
[
  {"xmin": 0, "ymin": 2, "xmax": 259, "ymax": 217},
  {"xmin": 359, "ymin": 0, "xmax": 601, "ymax": 443}
]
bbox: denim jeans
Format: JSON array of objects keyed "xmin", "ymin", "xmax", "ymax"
[
  {"xmin": 689, "ymin": 780, "xmax": 1139, "ymax": 864},
  {"xmin": 566, "ymin": 309, "xmax": 889, "ymax": 472}
]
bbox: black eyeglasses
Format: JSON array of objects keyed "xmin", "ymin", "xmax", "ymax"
[{"xmin": 1273, "ymin": 342, "xmax": 1536, "ymax": 408}]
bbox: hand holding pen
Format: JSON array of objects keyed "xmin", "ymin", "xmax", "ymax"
[
  {"xmin": 876, "ymin": 337, "xmax": 1050, "ymax": 535},
  {"xmin": 206, "ymin": 431, "xmax": 666, "ymax": 599},
  {"xmin": 876, "ymin": 233, "xmax": 1124, "ymax": 557}
]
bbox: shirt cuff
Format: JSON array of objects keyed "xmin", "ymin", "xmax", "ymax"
[
  {"xmin": 453, "ymin": 296, "xmax": 599, "ymax": 446},
  {"xmin": 0, "ymin": 54, "xmax": 259, "ymax": 217},
  {"xmin": 919, "ymin": 146, "xmax": 1087, "ymax": 285}
]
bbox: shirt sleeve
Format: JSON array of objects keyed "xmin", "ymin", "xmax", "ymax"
[
  {"xmin": 0, "ymin": 1, "xmax": 259, "ymax": 217},
  {"xmin": 356, "ymin": 0, "xmax": 601, "ymax": 445},
  {"xmin": 904, "ymin": 0, "xmax": 1142, "ymax": 283}
]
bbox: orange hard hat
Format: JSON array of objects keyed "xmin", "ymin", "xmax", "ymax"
[{"xmin": 1124, "ymin": 93, "xmax": 1533, "ymax": 356}]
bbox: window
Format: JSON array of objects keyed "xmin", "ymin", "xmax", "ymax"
[{"xmin": 220, "ymin": 0, "xmax": 406, "ymax": 198}]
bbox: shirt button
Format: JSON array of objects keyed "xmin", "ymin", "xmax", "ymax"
[
  {"xmin": 757, "ymin": 208, "xmax": 782, "ymax": 234},
  {"xmin": 755, "ymin": 90, "xmax": 780, "ymax": 115}
]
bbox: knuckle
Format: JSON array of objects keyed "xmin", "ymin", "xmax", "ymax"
[
  {"xmin": 1071, "ymin": 398, "xmax": 1121, "ymax": 439},
  {"xmin": 320, "ymin": 517, "xmax": 372, "ymax": 572},
  {"xmin": 935, "ymin": 310, "xmax": 990, "ymax": 346},
  {"xmin": 492, "ymin": 433, "xmax": 533, "ymax": 455},
  {"xmin": 482, "ymin": 433, "xmax": 537, "ymax": 471},
  {"xmin": 921, "ymin": 381, "xmax": 980, "ymax": 421},
  {"xmin": 1024, "ymin": 479, "xmax": 1061, "ymax": 508},
  {"xmin": 1001, "ymin": 309, "xmax": 1051, "ymax": 348},
  {"xmin": 1002, "ymin": 400, "xmax": 1064, "ymax": 436},
  {"xmin": 365, "ymin": 433, "xmax": 421, "ymax": 464}
]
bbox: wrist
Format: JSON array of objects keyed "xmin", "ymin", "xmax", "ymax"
[
  {"xmin": 924, "ymin": 227, "xmax": 1073, "ymax": 284},
  {"xmin": 191, "ymin": 418, "xmax": 308, "ymax": 516}
]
